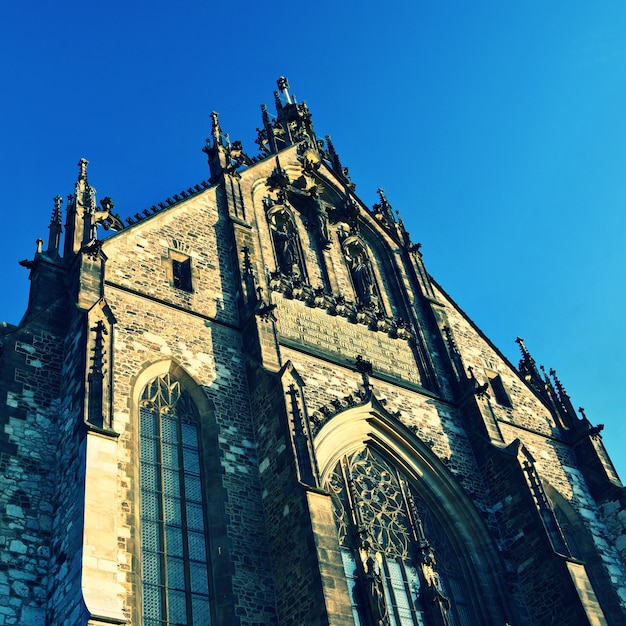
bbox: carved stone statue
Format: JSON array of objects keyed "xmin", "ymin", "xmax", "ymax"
[
  {"xmin": 364, "ymin": 555, "xmax": 390, "ymax": 626},
  {"xmin": 310, "ymin": 188, "xmax": 331, "ymax": 248},
  {"xmin": 342, "ymin": 237, "xmax": 379, "ymax": 308},
  {"xmin": 269, "ymin": 208, "xmax": 302, "ymax": 278},
  {"xmin": 351, "ymin": 255, "xmax": 375, "ymax": 305}
]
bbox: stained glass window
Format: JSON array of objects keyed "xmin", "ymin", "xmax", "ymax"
[
  {"xmin": 140, "ymin": 374, "xmax": 211, "ymax": 625},
  {"xmin": 326, "ymin": 446, "xmax": 477, "ymax": 626}
]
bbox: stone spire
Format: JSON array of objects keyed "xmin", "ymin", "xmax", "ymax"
[
  {"xmin": 257, "ymin": 103, "xmax": 278, "ymax": 155},
  {"xmin": 203, "ymin": 110, "xmax": 251, "ymax": 183},
  {"xmin": 324, "ymin": 135, "xmax": 343, "ymax": 177},
  {"xmin": 549, "ymin": 368, "xmax": 578, "ymax": 427},
  {"xmin": 203, "ymin": 111, "xmax": 228, "ymax": 182},
  {"xmin": 516, "ymin": 337, "xmax": 579, "ymax": 430},
  {"xmin": 63, "ymin": 158, "xmax": 97, "ymax": 258},
  {"xmin": 210, "ymin": 110, "xmax": 223, "ymax": 147},
  {"xmin": 47, "ymin": 195, "xmax": 63, "ymax": 254},
  {"xmin": 373, "ymin": 188, "xmax": 395, "ymax": 224},
  {"xmin": 515, "ymin": 337, "xmax": 544, "ymax": 393}
]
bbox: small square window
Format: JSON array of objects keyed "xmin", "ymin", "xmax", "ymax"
[
  {"xmin": 486, "ymin": 371, "xmax": 512, "ymax": 407},
  {"xmin": 172, "ymin": 257, "xmax": 193, "ymax": 292}
]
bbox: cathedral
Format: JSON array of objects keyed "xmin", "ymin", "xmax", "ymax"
[{"xmin": 1, "ymin": 78, "xmax": 625, "ymax": 626}]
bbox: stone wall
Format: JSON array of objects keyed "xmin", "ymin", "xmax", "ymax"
[
  {"xmin": 46, "ymin": 310, "xmax": 90, "ymax": 626},
  {"xmin": 437, "ymin": 283, "xmax": 626, "ymax": 620},
  {"xmin": 0, "ymin": 317, "xmax": 64, "ymax": 626},
  {"xmin": 245, "ymin": 358, "xmax": 352, "ymax": 625},
  {"xmin": 98, "ymin": 189, "xmax": 278, "ymax": 624}
]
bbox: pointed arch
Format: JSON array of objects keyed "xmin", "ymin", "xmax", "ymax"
[
  {"xmin": 130, "ymin": 359, "xmax": 214, "ymax": 418},
  {"xmin": 314, "ymin": 399, "xmax": 513, "ymax": 625},
  {"xmin": 129, "ymin": 359, "xmax": 224, "ymax": 626}
]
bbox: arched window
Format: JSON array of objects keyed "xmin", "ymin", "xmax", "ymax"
[
  {"xmin": 139, "ymin": 373, "xmax": 211, "ymax": 626},
  {"xmin": 325, "ymin": 446, "xmax": 478, "ymax": 626}
]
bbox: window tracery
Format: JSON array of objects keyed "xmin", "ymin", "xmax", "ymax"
[
  {"xmin": 325, "ymin": 446, "xmax": 478, "ymax": 626},
  {"xmin": 139, "ymin": 373, "xmax": 211, "ymax": 626}
]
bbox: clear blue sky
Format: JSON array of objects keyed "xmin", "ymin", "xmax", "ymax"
[{"xmin": 1, "ymin": 2, "xmax": 625, "ymax": 478}]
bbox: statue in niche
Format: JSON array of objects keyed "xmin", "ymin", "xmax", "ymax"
[
  {"xmin": 269, "ymin": 207, "xmax": 302, "ymax": 278},
  {"xmin": 364, "ymin": 554, "xmax": 390, "ymax": 625},
  {"xmin": 352, "ymin": 256, "xmax": 374, "ymax": 304},
  {"xmin": 309, "ymin": 186, "xmax": 331, "ymax": 248},
  {"xmin": 344, "ymin": 237, "xmax": 378, "ymax": 308}
]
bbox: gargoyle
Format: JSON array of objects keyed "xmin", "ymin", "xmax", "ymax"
[{"xmin": 93, "ymin": 197, "xmax": 124, "ymax": 231}]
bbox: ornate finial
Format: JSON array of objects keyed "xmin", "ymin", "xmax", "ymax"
[
  {"xmin": 241, "ymin": 246, "xmax": 253, "ymax": 276},
  {"xmin": 325, "ymin": 135, "xmax": 342, "ymax": 174},
  {"xmin": 274, "ymin": 90, "xmax": 282, "ymax": 111},
  {"xmin": 100, "ymin": 196, "xmax": 113, "ymax": 212},
  {"xmin": 52, "ymin": 195, "xmax": 63, "ymax": 224},
  {"xmin": 372, "ymin": 188, "xmax": 395, "ymax": 223},
  {"xmin": 577, "ymin": 407, "xmax": 604, "ymax": 435},
  {"xmin": 549, "ymin": 369, "xmax": 567, "ymax": 397},
  {"xmin": 255, "ymin": 103, "xmax": 276, "ymax": 156},
  {"xmin": 549, "ymin": 368, "xmax": 579, "ymax": 426},
  {"xmin": 254, "ymin": 286, "xmax": 277, "ymax": 322},
  {"xmin": 78, "ymin": 158, "xmax": 89, "ymax": 181},
  {"xmin": 286, "ymin": 384, "xmax": 302, "ymax": 432},
  {"xmin": 515, "ymin": 337, "xmax": 543, "ymax": 386},
  {"xmin": 516, "ymin": 338, "xmax": 576, "ymax": 431},
  {"xmin": 88, "ymin": 320, "xmax": 109, "ymax": 428},
  {"xmin": 286, "ymin": 382, "xmax": 316, "ymax": 486},
  {"xmin": 210, "ymin": 111, "xmax": 223, "ymax": 147},
  {"xmin": 395, "ymin": 209, "xmax": 411, "ymax": 246},
  {"xmin": 323, "ymin": 135, "xmax": 354, "ymax": 188},
  {"xmin": 277, "ymin": 76, "xmax": 292, "ymax": 104},
  {"xmin": 266, "ymin": 156, "xmax": 290, "ymax": 191},
  {"xmin": 261, "ymin": 103, "xmax": 271, "ymax": 126},
  {"xmin": 515, "ymin": 336, "xmax": 531, "ymax": 358},
  {"xmin": 550, "ymin": 368, "xmax": 571, "ymax": 403},
  {"xmin": 240, "ymin": 246, "xmax": 257, "ymax": 307},
  {"xmin": 442, "ymin": 326, "xmax": 459, "ymax": 355},
  {"xmin": 539, "ymin": 363, "xmax": 553, "ymax": 384},
  {"xmin": 47, "ymin": 196, "xmax": 64, "ymax": 253}
]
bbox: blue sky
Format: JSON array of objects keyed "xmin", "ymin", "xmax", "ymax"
[{"xmin": 1, "ymin": 2, "xmax": 625, "ymax": 478}]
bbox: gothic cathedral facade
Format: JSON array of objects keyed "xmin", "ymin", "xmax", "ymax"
[{"xmin": 1, "ymin": 79, "xmax": 625, "ymax": 625}]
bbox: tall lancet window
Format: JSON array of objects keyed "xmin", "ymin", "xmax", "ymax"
[
  {"xmin": 140, "ymin": 374, "xmax": 212, "ymax": 626},
  {"xmin": 325, "ymin": 447, "xmax": 476, "ymax": 626}
]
